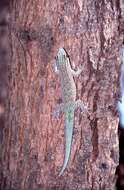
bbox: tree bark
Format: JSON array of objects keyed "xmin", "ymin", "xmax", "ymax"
[{"xmin": 0, "ymin": 0, "xmax": 123, "ymax": 189}]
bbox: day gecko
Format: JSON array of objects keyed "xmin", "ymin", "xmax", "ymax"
[{"xmin": 55, "ymin": 48, "xmax": 87, "ymax": 176}]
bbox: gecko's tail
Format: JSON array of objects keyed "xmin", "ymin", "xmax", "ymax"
[{"xmin": 58, "ymin": 114, "xmax": 74, "ymax": 176}]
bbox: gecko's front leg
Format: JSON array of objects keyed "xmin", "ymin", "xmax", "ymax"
[
  {"xmin": 71, "ymin": 65, "xmax": 84, "ymax": 77},
  {"xmin": 74, "ymin": 99, "xmax": 89, "ymax": 113}
]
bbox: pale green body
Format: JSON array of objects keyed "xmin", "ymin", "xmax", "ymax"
[{"xmin": 55, "ymin": 48, "xmax": 86, "ymax": 176}]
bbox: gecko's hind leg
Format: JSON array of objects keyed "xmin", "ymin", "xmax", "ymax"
[
  {"xmin": 74, "ymin": 99, "xmax": 89, "ymax": 113},
  {"xmin": 52, "ymin": 103, "xmax": 64, "ymax": 118}
]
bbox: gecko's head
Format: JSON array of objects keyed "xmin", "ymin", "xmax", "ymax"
[{"xmin": 56, "ymin": 48, "xmax": 69, "ymax": 67}]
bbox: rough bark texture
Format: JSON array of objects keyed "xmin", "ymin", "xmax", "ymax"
[{"xmin": 0, "ymin": 0, "xmax": 124, "ymax": 190}]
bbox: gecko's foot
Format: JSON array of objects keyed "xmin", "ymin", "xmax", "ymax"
[
  {"xmin": 78, "ymin": 64, "xmax": 84, "ymax": 72},
  {"xmin": 75, "ymin": 100, "xmax": 90, "ymax": 114},
  {"xmin": 83, "ymin": 102, "xmax": 90, "ymax": 113},
  {"xmin": 81, "ymin": 104, "xmax": 90, "ymax": 115}
]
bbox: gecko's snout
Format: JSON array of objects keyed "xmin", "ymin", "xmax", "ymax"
[{"xmin": 57, "ymin": 48, "xmax": 67, "ymax": 56}]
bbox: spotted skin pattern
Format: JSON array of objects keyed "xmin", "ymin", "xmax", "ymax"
[{"xmin": 55, "ymin": 48, "xmax": 87, "ymax": 176}]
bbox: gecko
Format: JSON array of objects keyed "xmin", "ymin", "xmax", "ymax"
[
  {"xmin": 118, "ymin": 47, "xmax": 124, "ymax": 128},
  {"xmin": 54, "ymin": 48, "xmax": 87, "ymax": 176}
]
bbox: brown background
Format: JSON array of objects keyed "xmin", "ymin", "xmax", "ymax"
[{"xmin": 0, "ymin": 0, "xmax": 124, "ymax": 190}]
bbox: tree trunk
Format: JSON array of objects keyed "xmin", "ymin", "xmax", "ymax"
[{"xmin": 0, "ymin": 0, "xmax": 123, "ymax": 189}]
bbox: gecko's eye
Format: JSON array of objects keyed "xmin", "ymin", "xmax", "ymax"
[
  {"xmin": 63, "ymin": 54, "xmax": 66, "ymax": 60},
  {"xmin": 55, "ymin": 55, "xmax": 59, "ymax": 61}
]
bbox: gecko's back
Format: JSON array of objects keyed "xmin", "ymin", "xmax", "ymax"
[{"xmin": 56, "ymin": 48, "xmax": 76, "ymax": 103}]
